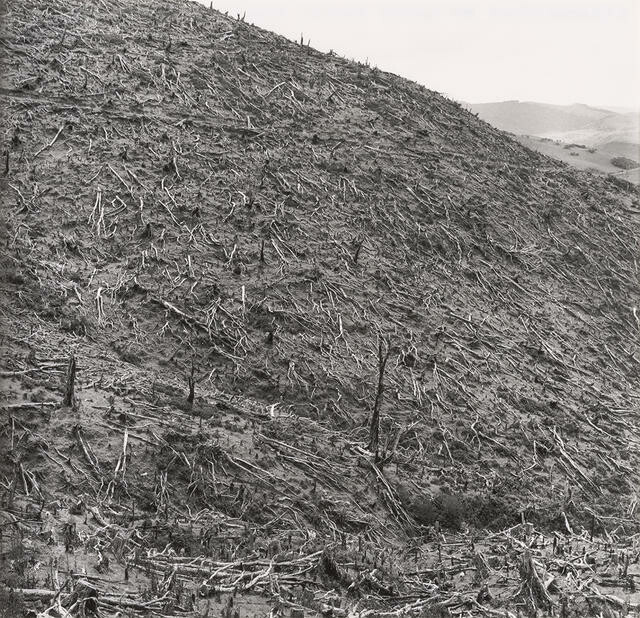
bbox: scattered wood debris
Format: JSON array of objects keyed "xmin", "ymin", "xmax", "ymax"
[{"xmin": 0, "ymin": 0, "xmax": 639, "ymax": 616}]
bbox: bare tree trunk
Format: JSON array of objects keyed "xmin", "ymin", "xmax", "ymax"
[
  {"xmin": 63, "ymin": 355, "xmax": 76, "ymax": 407},
  {"xmin": 187, "ymin": 359, "xmax": 195, "ymax": 406},
  {"xmin": 368, "ymin": 336, "xmax": 390, "ymax": 462}
]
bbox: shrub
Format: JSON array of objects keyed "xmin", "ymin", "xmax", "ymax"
[
  {"xmin": 465, "ymin": 493, "xmax": 520, "ymax": 530},
  {"xmin": 611, "ymin": 156, "xmax": 639, "ymax": 170},
  {"xmin": 410, "ymin": 492, "xmax": 464, "ymax": 530}
]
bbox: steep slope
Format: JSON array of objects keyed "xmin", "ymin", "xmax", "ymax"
[{"xmin": 1, "ymin": 0, "xmax": 640, "ymax": 616}]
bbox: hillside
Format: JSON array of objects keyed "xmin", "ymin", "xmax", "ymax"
[
  {"xmin": 466, "ymin": 101, "xmax": 640, "ymax": 184},
  {"xmin": 469, "ymin": 101, "xmax": 609, "ymax": 134},
  {"xmin": 514, "ymin": 136, "xmax": 640, "ymax": 186},
  {"xmin": 1, "ymin": 0, "xmax": 640, "ymax": 616},
  {"xmin": 467, "ymin": 101, "xmax": 640, "ymax": 147}
]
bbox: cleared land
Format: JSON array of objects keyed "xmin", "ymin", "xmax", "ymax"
[{"xmin": 1, "ymin": 0, "xmax": 640, "ymax": 616}]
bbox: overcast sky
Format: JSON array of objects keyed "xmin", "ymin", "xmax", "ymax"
[{"xmin": 196, "ymin": 0, "xmax": 640, "ymax": 110}]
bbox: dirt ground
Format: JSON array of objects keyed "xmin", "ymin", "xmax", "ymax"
[{"xmin": 1, "ymin": 0, "xmax": 640, "ymax": 616}]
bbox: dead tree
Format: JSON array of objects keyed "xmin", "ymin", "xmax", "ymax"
[
  {"xmin": 368, "ymin": 336, "xmax": 390, "ymax": 463},
  {"xmin": 516, "ymin": 549, "xmax": 553, "ymax": 613},
  {"xmin": 187, "ymin": 358, "xmax": 196, "ymax": 406},
  {"xmin": 63, "ymin": 355, "xmax": 76, "ymax": 407}
]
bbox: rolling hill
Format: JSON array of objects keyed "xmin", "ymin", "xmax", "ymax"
[
  {"xmin": 467, "ymin": 101, "xmax": 639, "ymax": 147},
  {"xmin": 1, "ymin": 0, "xmax": 640, "ymax": 616},
  {"xmin": 467, "ymin": 101, "xmax": 640, "ymax": 184}
]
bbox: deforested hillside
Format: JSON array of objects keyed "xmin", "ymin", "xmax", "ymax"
[{"xmin": 1, "ymin": 0, "xmax": 640, "ymax": 616}]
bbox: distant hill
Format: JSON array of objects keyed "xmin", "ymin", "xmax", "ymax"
[
  {"xmin": 466, "ymin": 101, "xmax": 640, "ymax": 180},
  {"xmin": 466, "ymin": 100, "xmax": 639, "ymax": 145},
  {"xmin": 515, "ymin": 135, "xmax": 640, "ymax": 184}
]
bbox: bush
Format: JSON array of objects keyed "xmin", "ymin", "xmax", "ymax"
[
  {"xmin": 465, "ymin": 493, "xmax": 520, "ymax": 530},
  {"xmin": 611, "ymin": 156, "xmax": 639, "ymax": 170},
  {"xmin": 410, "ymin": 492, "xmax": 464, "ymax": 530}
]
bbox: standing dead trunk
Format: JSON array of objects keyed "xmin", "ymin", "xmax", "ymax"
[
  {"xmin": 516, "ymin": 549, "xmax": 553, "ymax": 613},
  {"xmin": 63, "ymin": 355, "xmax": 76, "ymax": 407},
  {"xmin": 187, "ymin": 359, "xmax": 195, "ymax": 406},
  {"xmin": 368, "ymin": 336, "xmax": 390, "ymax": 462}
]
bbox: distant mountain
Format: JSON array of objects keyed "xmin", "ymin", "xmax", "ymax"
[{"xmin": 466, "ymin": 100, "xmax": 640, "ymax": 150}]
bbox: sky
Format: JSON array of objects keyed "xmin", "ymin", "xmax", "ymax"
[{"xmin": 196, "ymin": 0, "xmax": 640, "ymax": 111}]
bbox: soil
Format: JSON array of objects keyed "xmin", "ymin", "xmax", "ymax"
[{"xmin": 1, "ymin": 0, "xmax": 640, "ymax": 616}]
